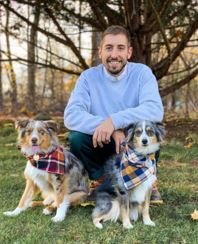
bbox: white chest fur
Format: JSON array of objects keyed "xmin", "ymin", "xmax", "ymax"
[
  {"xmin": 24, "ymin": 161, "xmax": 53, "ymax": 195},
  {"xmin": 129, "ymin": 174, "xmax": 156, "ymax": 204}
]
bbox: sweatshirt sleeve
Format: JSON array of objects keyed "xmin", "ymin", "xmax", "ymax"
[
  {"xmin": 64, "ymin": 73, "xmax": 104, "ymax": 135},
  {"xmin": 110, "ymin": 67, "xmax": 164, "ymax": 129}
]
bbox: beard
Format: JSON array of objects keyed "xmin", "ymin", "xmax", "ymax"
[{"xmin": 106, "ymin": 58, "xmax": 127, "ymax": 76}]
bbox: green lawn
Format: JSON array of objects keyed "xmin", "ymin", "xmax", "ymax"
[{"xmin": 0, "ymin": 124, "xmax": 198, "ymax": 244}]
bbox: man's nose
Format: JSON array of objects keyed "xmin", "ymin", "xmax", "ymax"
[{"xmin": 110, "ymin": 48, "xmax": 119, "ymax": 58}]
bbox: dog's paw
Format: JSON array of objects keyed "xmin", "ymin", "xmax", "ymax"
[
  {"xmin": 94, "ymin": 222, "xmax": 103, "ymax": 229},
  {"xmin": 143, "ymin": 219, "xmax": 156, "ymax": 226},
  {"xmin": 130, "ymin": 209, "xmax": 139, "ymax": 221},
  {"xmin": 4, "ymin": 208, "xmax": 21, "ymax": 217},
  {"xmin": 43, "ymin": 197, "xmax": 53, "ymax": 206},
  {"xmin": 51, "ymin": 215, "xmax": 65, "ymax": 222},
  {"xmin": 123, "ymin": 222, "xmax": 133, "ymax": 229},
  {"xmin": 4, "ymin": 211, "xmax": 15, "ymax": 217},
  {"xmin": 43, "ymin": 208, "xmax": 52, "ymax": 215}
]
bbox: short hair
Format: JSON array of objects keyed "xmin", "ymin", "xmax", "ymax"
[{"xmin": 101, "ymin": 25, "xmax": 131, "ymax": 46}]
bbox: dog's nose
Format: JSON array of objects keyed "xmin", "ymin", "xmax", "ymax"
[
  {"xmin": 142, "ymin": 138, "xmax": 148, "ymax": 145},
  {"xmin": 31, "ymin": 137, "xmax": 38, "ymax": 144}
]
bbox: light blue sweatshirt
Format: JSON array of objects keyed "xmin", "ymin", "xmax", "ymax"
[{"xmin": 64, "ymin": 62, "xmax": 164, "ymax": 135}]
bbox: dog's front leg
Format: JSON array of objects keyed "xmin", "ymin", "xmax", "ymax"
[
  {"xmin": 51, "ymin": 176, "xmax": 70, "ymax": 222},
  {"xmin": 142, "ymin": 190, "xmax": 155, "ymax": 226},
  {"xmin": 119, "ymin": 191, "xmax": 133, "ymax": 229},
  {"xmin": 4, "ymin": 178, "xmax": 35, "ymax": 217}
]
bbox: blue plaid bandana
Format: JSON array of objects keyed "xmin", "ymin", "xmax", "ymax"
[{"xmin": 119, "ymin": 145, "xmax": 156, "ymax": 190}]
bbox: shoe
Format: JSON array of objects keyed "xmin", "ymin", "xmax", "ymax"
[
  {"xmin": 89, "ymin": 176, "xmax": 105, "ymax": 192},
  {"xmin": 80, "ymin": 176, "xmax": 105, "ymax": 207},
  {"xmin": 150, "ymin": 187, "xmax": 163, "ymax": 204}
]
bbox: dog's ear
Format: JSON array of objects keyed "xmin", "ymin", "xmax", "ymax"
[
  {"xmin": 155, "ymin": 122, "xmax": 166, "ymax": 141},
  {"xmin": 124, "ymin": 124, "xmax": 135, "ymax": 143},
  {"xmin": 15, "ymin": 119, "xmax": 30, "ymax": 130},
  {"xmin": 45, "ymin": 120, "xmax": 60, "ymax": 133}
]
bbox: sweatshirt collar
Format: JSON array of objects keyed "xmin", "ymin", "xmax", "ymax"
[{"xmin": 103, "ymin": 63, "xmax": 128, "ymax": 82}]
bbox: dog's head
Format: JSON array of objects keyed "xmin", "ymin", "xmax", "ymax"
[
  {"xmin": 124, "ymin": 121, "xmax": 165, "ymax": 155},
  {"xmin": 15, "ymin": 119, "xmax": 59, "ymax": 156}
]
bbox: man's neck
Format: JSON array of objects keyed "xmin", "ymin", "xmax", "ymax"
[{"xmin": 103, "ymin": 63, "xmax": 128, "ymax": 81}]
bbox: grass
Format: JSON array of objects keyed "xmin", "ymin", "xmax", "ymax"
[{"xmin": 0, "ymin": 124, "xmax": 198, "ymax": 244}]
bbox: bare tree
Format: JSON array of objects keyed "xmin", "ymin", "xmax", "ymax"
[
  {"xmin": 0, "ymin": 4, "xmax": 3, "ymax": 111},
  {"xmin": 26, "ymin": 2, "xmax": 41, "ymax": 111},
  {"xmin": 0, "ymin": 0, "xmax": 197, "ymax": 107},
  {"xmin": 4, "ymin": 0, "xmax": 17, "ymax": 112},
  {"xmin": 0, "ymin": 37, "xmax": 3, "ymax": 111}
]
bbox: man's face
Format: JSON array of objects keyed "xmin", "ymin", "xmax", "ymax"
[{"xmin": 99, "ymin": 34, "xmax": 132, "ymax": 76}]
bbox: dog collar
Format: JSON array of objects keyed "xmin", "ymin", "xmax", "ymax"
[{"xmin": 25, "ymin": 146, "xmax": 65, "ymax": 174}]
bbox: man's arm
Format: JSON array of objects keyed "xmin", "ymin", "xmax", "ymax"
[
  {"xmin": 64, "ymin": 73, "xmax": 104, "ymax": 135},
  {"xmin": 110, "ymin": 69, "xmax": 164, "ymax": 130}
]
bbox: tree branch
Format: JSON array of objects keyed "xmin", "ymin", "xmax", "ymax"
[
  {"xmin": 152, "ymin": 14, "xmax": 198, "ymax": 79},
  {"xmin": 44, "ymin": 6, "xmax": 88, "ymax": 69},
  {"xmin": 0, "ymin": 51, "xmax": 81, "ymax": 75},
  {"xmin": 148, "ymin": 0, "xmax": 171, "ymax": 54},
  {"xmin": 160, "ymin": 67, "xmax": 198, "ymax": 97},
  {"xmin": 0, "ymin": 27, "xmax": 84, "ymax": 69},
  {"xmin": 0, "ymin": 1, "xmax": 89, "ymax": 69}
]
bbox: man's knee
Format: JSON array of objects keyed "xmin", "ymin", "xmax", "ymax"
[{"xmin": 68, "ymin": 131, "xmax": 92, "ymax": 154}]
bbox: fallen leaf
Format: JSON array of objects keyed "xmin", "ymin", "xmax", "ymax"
[
  {"xmin": 184, "ymin": 136, "xmax": 195, "ymax": 148},
  {"xmin": 80, "ymin": 202, "xmax": 95, "ymax": 207},
  {"xmin": 184, "ymin": 142, "xmax": 194, "ymax": 148},
  {"xmin": 4, "ymin": 143, "xmax": 15, "ymax": 147},
  {"xmin": 191, "ymin": 209, "xmax": 198, "ymax": 220}
]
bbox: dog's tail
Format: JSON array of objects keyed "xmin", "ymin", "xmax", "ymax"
[{"xmin": 92, "ymin": 191, "xmax": 120, "ymax": 229}]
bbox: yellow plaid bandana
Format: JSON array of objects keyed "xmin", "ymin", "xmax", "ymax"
[{"xmin": 120, "ymin": 146, "xmax": 156, "ymax": 190}]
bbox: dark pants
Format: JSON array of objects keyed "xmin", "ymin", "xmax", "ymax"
[
  {"xmin": 68, "ymin": 131, "xmax": 116, "ymax": 180},
  {"xmin": 69, "ymin": 131, "xmax": 160, "ymax": 181}
]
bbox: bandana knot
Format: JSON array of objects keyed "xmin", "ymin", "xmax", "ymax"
[{"xmin": 27, "ymin": 146, "xmax": 65, "ymax": 174}]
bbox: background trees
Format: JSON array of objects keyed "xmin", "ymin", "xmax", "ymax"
[{"xmin": 0, "ymin": 0, "xmax": 197, "ymax": 117}]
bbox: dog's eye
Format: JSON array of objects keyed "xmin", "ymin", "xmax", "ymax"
[
  {"xmin": 39, "ymin": 130, "xmax": 45, "ymax": 135},
  {"xmin": 147, "ymin": 129, "xmax": 154, "ymax": 136},
  {"xmin": 26, "ymin": 129, "xmax": 32, "ymax": 135},
  {"xmin": 134, "ymin": 130, "xmax": 142, "ymax": 137}
]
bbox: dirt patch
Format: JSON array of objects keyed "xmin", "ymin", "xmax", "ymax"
[{"xmin": 164, "ymin": 119, "xmax": 198, "ymax": 141}]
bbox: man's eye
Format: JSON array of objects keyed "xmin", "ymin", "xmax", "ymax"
[{"xmin": 106, "ymin": 46, "xmax": 112, "ymax": 51}]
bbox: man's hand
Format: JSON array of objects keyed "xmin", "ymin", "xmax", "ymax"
[
  {"xmin": 112, "ymin": 130, "xmax": 125, "ymax": 154},
  {"xmin": 93, "ymin": 117, "xmax": 115, "ymax": 148}
]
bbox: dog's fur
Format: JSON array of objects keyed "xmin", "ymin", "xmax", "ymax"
[
  {"xmin": 4, "ymin": 120, "xmax": 89, "ymax": 222},
  {"xmin": 92, "ymin": 121, "xmax": 165, "ymax": 229}
]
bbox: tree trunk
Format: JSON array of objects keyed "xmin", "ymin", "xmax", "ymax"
[
  {"xmin": 26, "ymin": 3, "xmax": 40, "ymax": 112},
  {"xmin": 5, "ymin": 0, "xmax": 17, "ymax": 113},
  {"xmin": 0, "ymin": 37, "xmax": 3, "ymax": 112},
  {"xmin": 91, "ymin": 29, "xmax": 101, "ymax": 66}
]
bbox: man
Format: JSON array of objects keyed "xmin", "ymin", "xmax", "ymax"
[{"xmin": 64, "ymin": 25, "xmax": 164, "ymax": 202}]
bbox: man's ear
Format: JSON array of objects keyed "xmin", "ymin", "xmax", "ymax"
[
  {"xmin": 98, "ymin": 46, "xmax": 102, "ymax": 59},
  {"xmin": 127, "ymin": 46, "xmax": 133, "ymax": 60}
]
